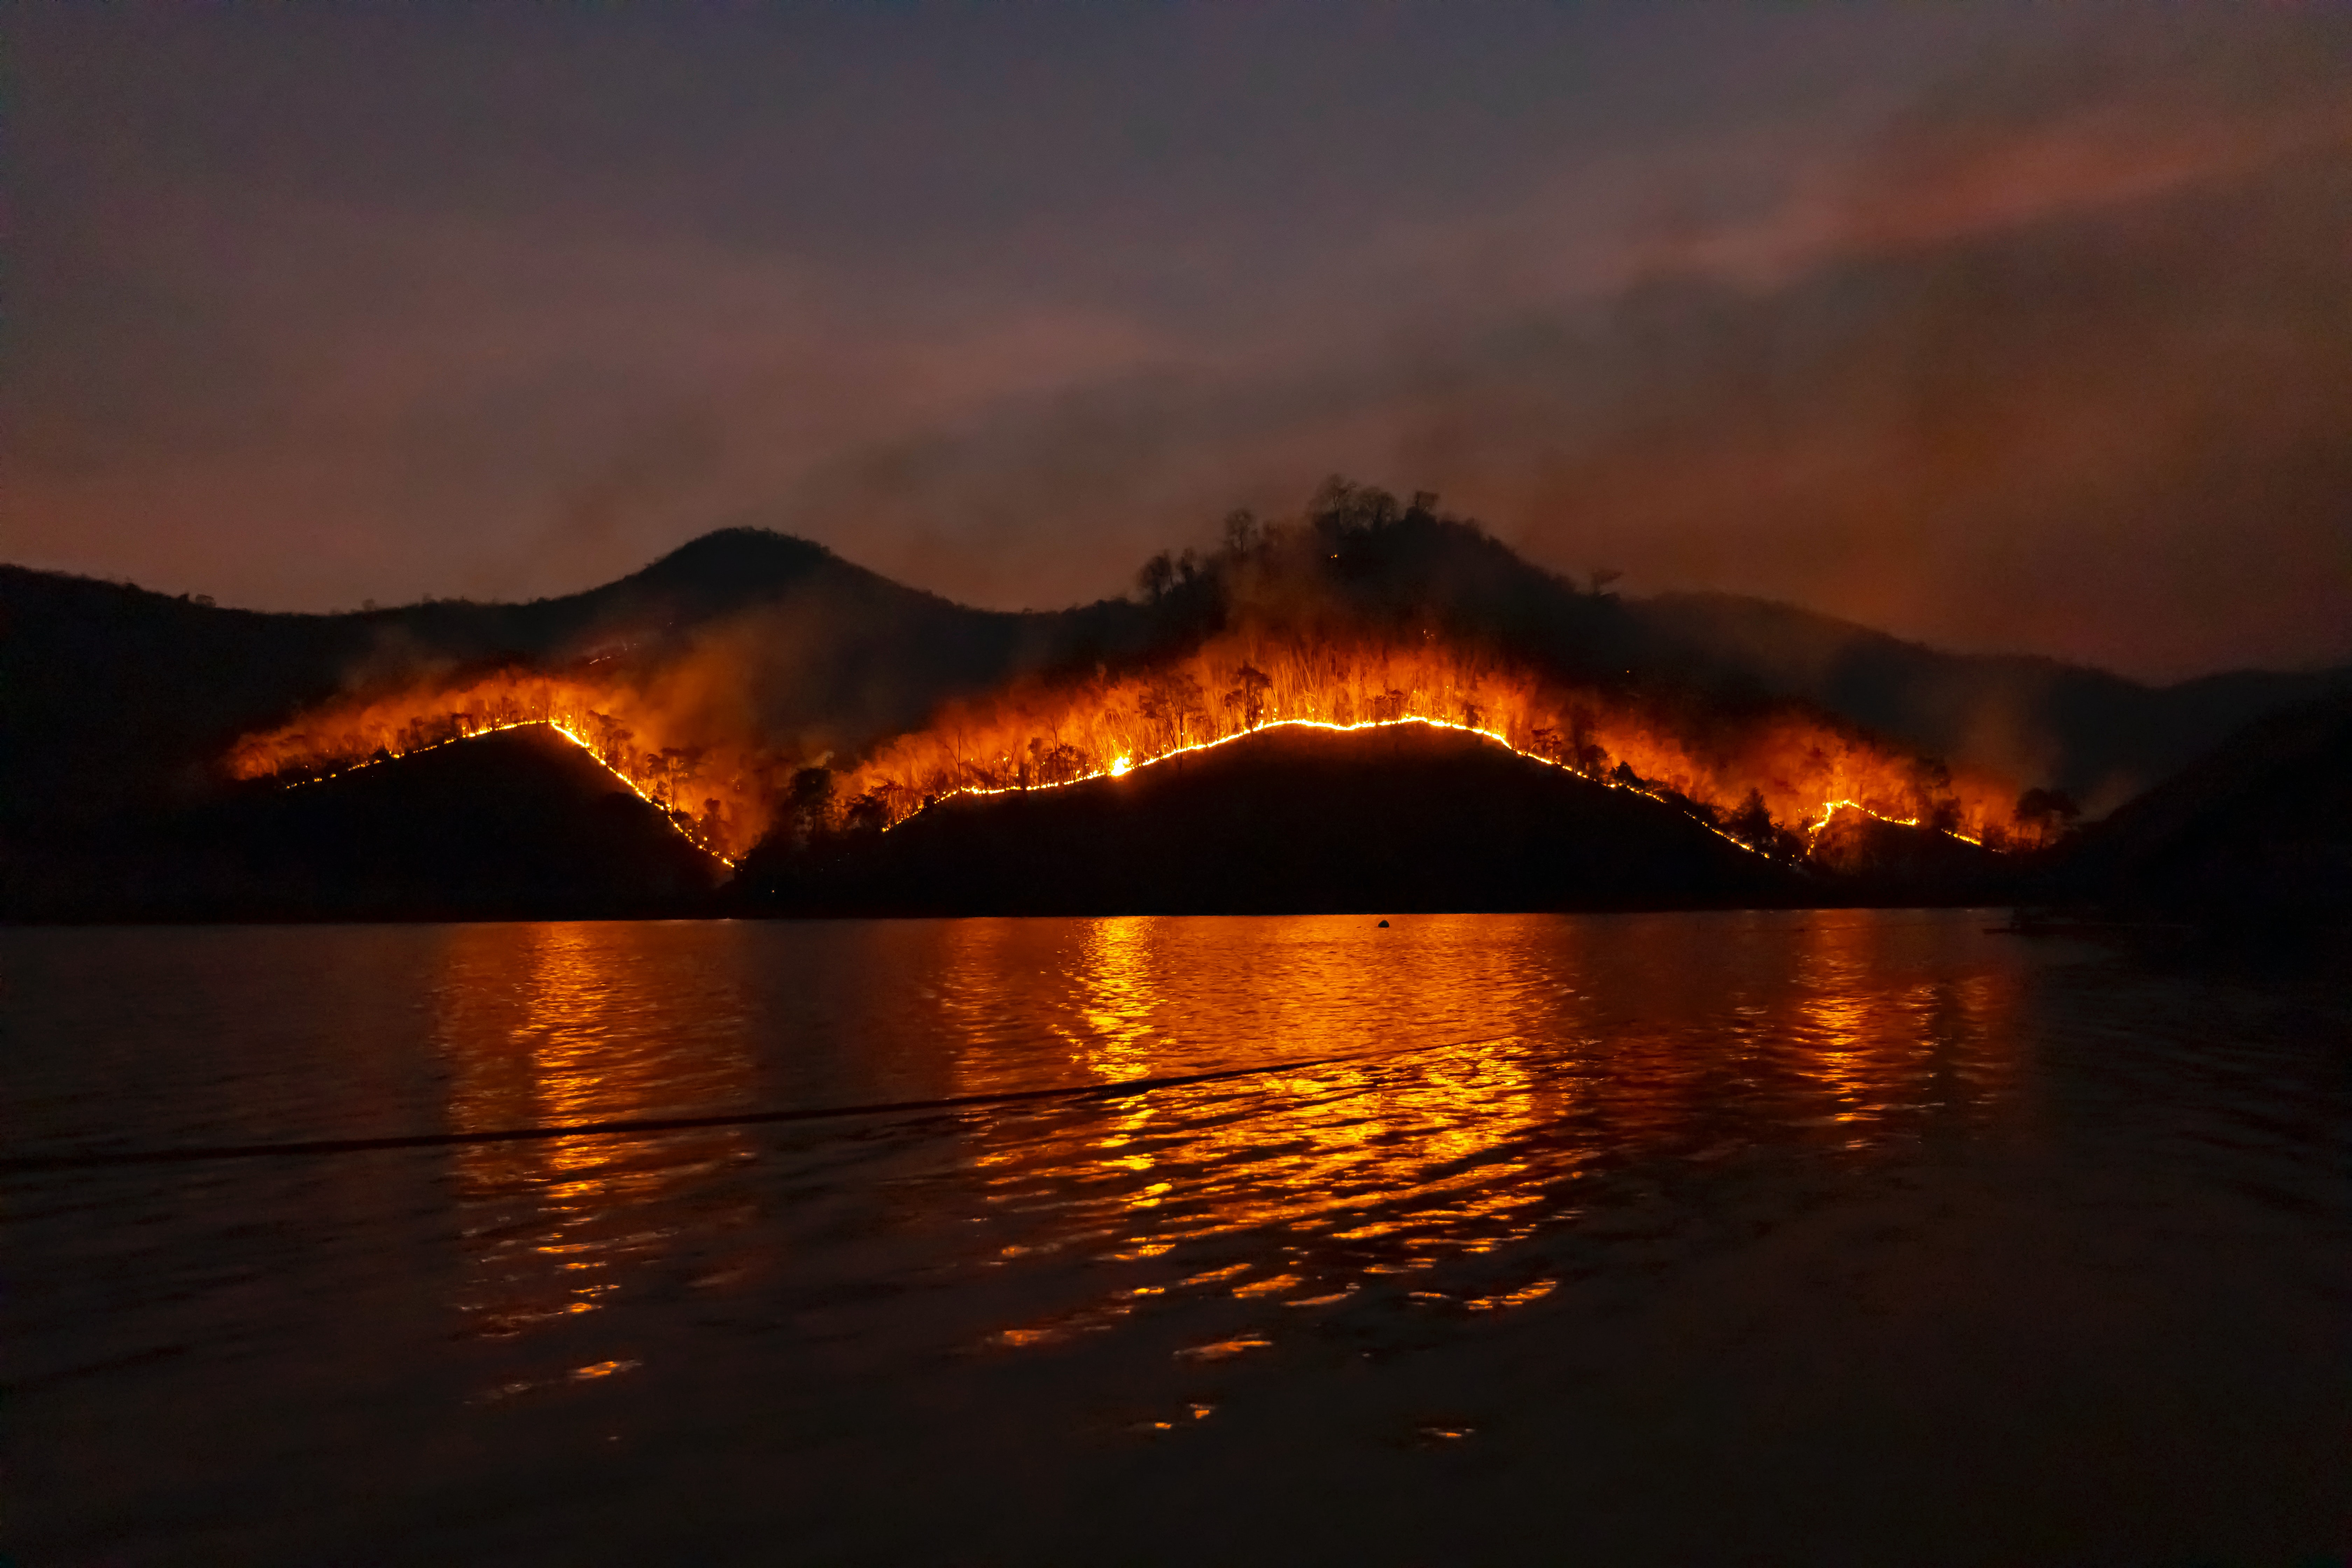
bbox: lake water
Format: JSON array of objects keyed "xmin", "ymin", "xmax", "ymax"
[{"xmin": 5, "ymin": 912, "xmax": 2347, "ymax": 1564}]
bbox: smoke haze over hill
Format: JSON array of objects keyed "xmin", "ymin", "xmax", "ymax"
[
  {"xmin": 10, "ymin": 6, "xmax": 2350, "ymax": 680},
  {"xmin": 6, "ymin": 499, "xmax": 2344, "ymax": 923}
]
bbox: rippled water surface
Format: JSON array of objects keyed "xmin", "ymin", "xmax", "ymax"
[{"xmin": 5, "ymin": 912, "xmax": 2347, "ymax": 1564}]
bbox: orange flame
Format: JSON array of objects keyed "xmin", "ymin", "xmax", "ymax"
[
  {"xmin": 226, "ymin": 629, "xmax": 2050, "ymax": 870},
  {"xmin": 224, "ymin": 669, "xmax": 769, "ymax": 863},
  {"xmin": 830, "ymin": 632, "xmax": 2028, "ymax": 853}
]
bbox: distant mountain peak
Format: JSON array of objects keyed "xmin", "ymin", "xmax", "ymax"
[{"xmin": 626, "ymin": 528, "xmax": 845, "ymax": 589}]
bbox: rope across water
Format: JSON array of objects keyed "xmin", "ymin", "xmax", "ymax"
[{"xmin": 0, "ymin": 1035, "xmax": 1506, "ymax": 1174}]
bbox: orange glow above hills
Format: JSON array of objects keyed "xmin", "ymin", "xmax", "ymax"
[
  {"xmin": 225, "ymin": 629, "xmax": 2051, "ymax": 866},
  {"xmin": 827, "ymin": 633, "xmax": 2025, "ymax": 852},
  {"xmin": 224, "ymin": 672, "xmax": 767, "ymax": 863}
]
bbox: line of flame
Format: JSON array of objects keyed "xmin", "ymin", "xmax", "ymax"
[
  {"xmin": 890, "ymin": 715, "xmax": 1818, "ymax": 860},
  {"xmin": 1805, "ymin": 797, "xmax": 1985, "ymax": 847},
  {"xmin": 281, "ymin": 719, "xmax": 735, "ymax": 867},
  {"xmin": 276, "ymin": 713, "xmax": 1980, "ymax": 875}
]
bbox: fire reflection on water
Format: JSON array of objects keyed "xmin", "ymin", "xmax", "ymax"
[
  {"xmin": 1795, "ymin": 916, "xmax": 2021, "ymax": 1134},
  {"xmin": 1073, "ymin": 917, "xmax": 1159, "ymax": 1084},
  {"xmin": 416, "ymin": 914, "xmax": 2027, "ymax": 1375},
  {"xmin": 938, "ymin": 914, "xmax": 2024, "ymax": 1346},
  {"xmin": 17, "ymin": 917, "xmax": 2344, "ymax": 1566},
  {"xmin": 432, "ymin": 924, "xmax": 756, "ymax": 1384}
]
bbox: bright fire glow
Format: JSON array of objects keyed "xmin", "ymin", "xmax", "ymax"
[
  {"xmin": 226, "ymin": 630, "xmax": 2045, "ymax": 868},
  {"xmin": 827, "ymin": 633, "xmax": 2028, "ymax": 854},
  {"xmin": 926, "ymin": 714, "xmax": 1781, "ymax": 856},
  {"xmin": 228, "ymin": 674, "xmax": 753, "ymax": 863}
]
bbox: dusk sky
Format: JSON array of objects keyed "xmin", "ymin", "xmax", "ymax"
[{"xmin": 10, "ymin": 3, "xmax": 2350, "ymax": 681}]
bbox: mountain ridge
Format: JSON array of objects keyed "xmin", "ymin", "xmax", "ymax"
[
  {"xmin": 1632, "ymin": 590, "xmax": 2349, "ymax": 811},
  {"xmin": 7, "ymin": 510, "xmax": 2343, "ymax": 845},
  {"xmin": 737, "ymin": 721, "xmax": 1805, "ymax": 917}
]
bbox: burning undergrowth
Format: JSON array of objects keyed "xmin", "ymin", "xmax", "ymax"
[
  {"xmin": 805, "ymin": 487, "xmax": 2046, "ymax": 862},
  {"xmin": 224, "ymin": 662, "xmax": 786, "ymax": 864},
  {"xmin": 820, "ymin": 632, "xmax": 2021, "ymax": 859},
  {"xmin": 224, "ymin": 484, "xmax": 2069, "ymax": 877}
]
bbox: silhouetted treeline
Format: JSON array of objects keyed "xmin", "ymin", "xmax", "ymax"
[
  {"xmin": 731, "ymin": 723, "xmax": 1814, "ymax": 917},
  {"xmin": 730, "ymin": 722, "xmax": 2032, "ymax": 918},
  {"xmin": 7, "ymin": 479, "xmax": 2345, "ymax": 923},
  {"xmin": 1121, "ymin": 479, "xmax": 2349, "ymax": 813}
]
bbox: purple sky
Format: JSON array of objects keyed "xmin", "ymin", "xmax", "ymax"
[{"xmin": 9, "ymin": 4, "xmax": 2350, "ymax": 680}]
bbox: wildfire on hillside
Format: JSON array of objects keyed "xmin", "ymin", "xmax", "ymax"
[
  {"xmin": 224, "ymin": 670, "xmax": 779, "ymax": 863},
  {"xmin": 225, "ymin": 628, "xmax": 2062, "ymax": 871},
  {"xmin": 820, "ymin": 631, "xmax": 2041, "ymax": 857}
]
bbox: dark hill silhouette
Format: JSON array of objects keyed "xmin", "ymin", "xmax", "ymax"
[
  {"xmin": 737, "ymin": 722, "xmax": 1801, "ymax": 917},
  {"xmin": 1805, "ymin": 811, "xmax": 2008, "ymax": 904},
  {"xmin": 0, "ymin": 529, "xmax": 1142, "ymax": 836},
  {"xmin": 1633, "ymin": 592, "xmax": 2348, "ymax": 812},
  {"xmin": 2047, "ymin": 689, "xmax": 2352, "ymax": 929},
  {"xmin": 1, "ymin": 727, "xmax": 724, "ymax": 922},
  {"xmin": 1144, "ymin": 485, "xmax": 2345, "ymax": 811},
  {"xmin": 8, "ymin": 485, "xmax": 2341, "ymax": 913}
]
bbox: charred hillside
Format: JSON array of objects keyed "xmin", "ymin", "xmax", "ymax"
[
  {"xmin": 1, "ymin": 727, "xmax": 726, "ymax": 923},
  {"xmin": 0, "ymin": 530, "xmax": 1142, "ymax": 839},
  {"xmin": 9, "ymin": 482, "xmax": 2341, "ymax": 907},
  {"xmin": 737, "ymin": 722, "xmax": 1802, "ymax": 917}
]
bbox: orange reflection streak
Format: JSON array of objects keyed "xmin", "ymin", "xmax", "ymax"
[
  {"xmin": 1800, "ymin": 956, "xmax": 1879, "ymax": 1126},
  {"xmin": 1073, "ymin": 916, "xmax": 1161, "ymax": 1084},
  {"xmin": 940, "ymin": 914, "xmax": 2027, "ymax": 1348},
  {"xmin": 950, "ymin": 919, "xmax": 1567, "ymax": 1340},
  {"xmin": 435, "ymin": 924, "xmax": 755, "ymax": 1368},
  {"xmin": 1792, "ymin": 915, "xmax": 2024, "ymax": 1132}
]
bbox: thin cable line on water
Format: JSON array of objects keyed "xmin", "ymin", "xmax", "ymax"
[{"xmin": 0, "ymin": 1035, "xmax": 1510, "ymax": 1174}]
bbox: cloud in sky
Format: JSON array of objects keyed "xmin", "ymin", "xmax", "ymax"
[{"xmin": 7, "ymin": 4, "xmax": 2348, "ymax": 680}]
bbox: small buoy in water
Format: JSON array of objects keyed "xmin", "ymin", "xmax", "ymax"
[{"xmin": 1377, "ymin": 919, "xmax": 1390, "ymax": 927}]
